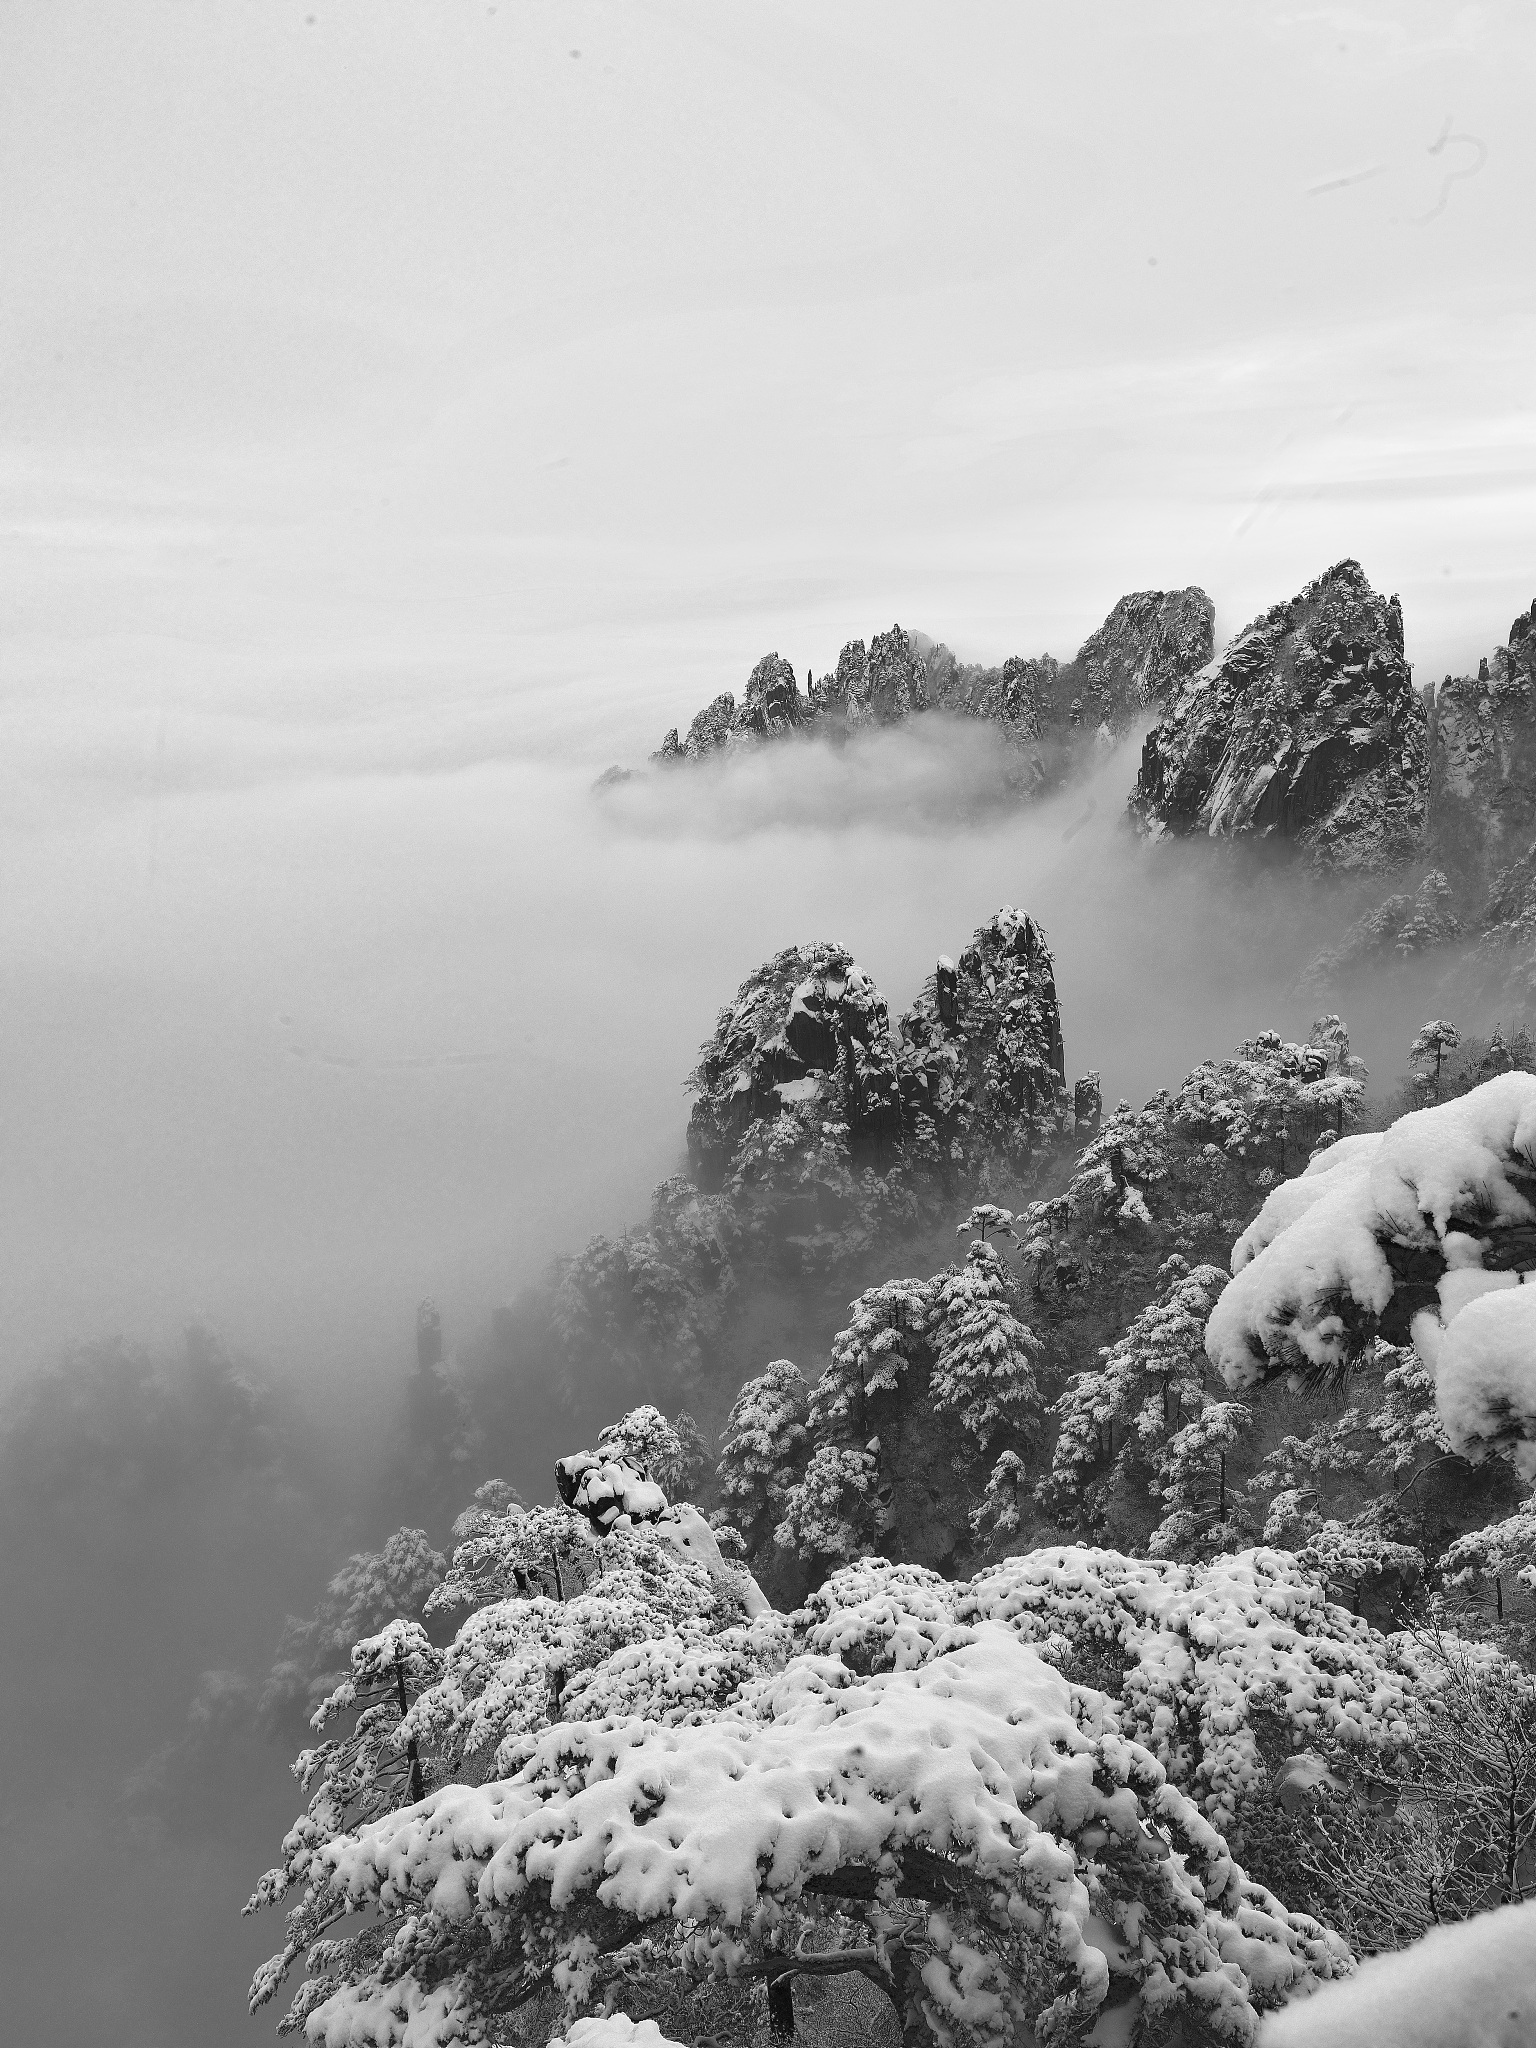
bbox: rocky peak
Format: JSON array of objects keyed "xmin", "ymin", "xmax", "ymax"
[
  {"xmin": 808, "ymin": 638, "xmax": 873, "ymax": 727},
  {"xmin": 646, "ymin": 590, "xmax": 1212, "ymax": 783},
  {"xmin": 1428, "ymin": 598, "xmax": 1536, "ymax": 885},
  {"xmin": 738, "ymin": 653, "xmax": 804, "ymax": 738},
  {"xmin": 685, "ymin": 943, "xmax": 898, "ymax": 1190},
  {"xmin": 685, "ymin": 909, "xmax": 1074, "ymax": 1203},
  {"xmin": 1299, "ymin": 592, "xmax": 1536, "ymax": 998},
  {"xmin": 926, "ymin": 586, "xmax": 1214, "ymax": 751},
  {"xmin": 1130, "ymin": 559, "xmax": 1428, "ymax": 871},
  {"xmin": 867, "ymin": 625, "xmax": 929, "ymax": 722},
  {"xmin": 895, "ymin": 908, "xmax": 1070, "ymax": 1175},
  {"xmin": 1069, "ymin": 585, "xmax": 1216, "ymax": 730}
]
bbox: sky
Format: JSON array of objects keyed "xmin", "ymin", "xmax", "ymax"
[{"xmin": 5, "ymin": 0, "xmax": 1536, "ymax": 1372}]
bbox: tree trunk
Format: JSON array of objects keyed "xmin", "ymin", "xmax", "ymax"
[
  {"xmin": 767, "ymin": 1973, "xmax": 795, "ymax": 2037},
  {"xmin": 395, "ymin": 1658, "xmax": 425, "ymax": 1804}
]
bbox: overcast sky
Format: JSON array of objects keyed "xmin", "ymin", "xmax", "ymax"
[{"xmin": 5, "ymin": 0, "xmax": 1536, "ymax": 1370}]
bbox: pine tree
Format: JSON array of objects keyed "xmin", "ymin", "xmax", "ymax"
[
  {"xmin": 969, "ymin": 1449, "xmax": 1030, "ymax": 1546},
  {"xmin": 260, "ymin": 1527, "xmax": 447, "ymax": 1725},
  {"xmin": 808, "ymin": 1276, "xmax": 934, "ymax": 1441},
  {"xmin": 596, "ymin": 1404, "xmax": 686, "ymax": 1490},
  {"xmin": 1409, "ymin": 1018, "xmax": 1461, "ymax": 1101},
  {"xmin": 1148, "ymin": 1399, "xmax": 1253, "ymax": 1559},
  {"xmin": 1444, "ymin": 1498, "xmax": 1536, "ymax": 1622},
  {"xmin": 954, "ymin": 1202, "xmax": 1019, "ymax": 1246},
  {"xmin": 716, "ymin": 1359, "xmax": 811, "ymax": 1549},
  {"xmin": 1041, "ymin": 1257, "xmax": 1226, "ymax": 1538},
  {"xmin": 926, "ymin": 1240, "xmax": 1041, "ymax": 1447},
  {"xmin": 250, "ymin": 1556, "xmax": 1351, "ymax": 2047}
]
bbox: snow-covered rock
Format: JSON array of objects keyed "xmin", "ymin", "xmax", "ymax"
[
  {"xmin": 1293, "ymin": 594, "xmax": 1536, "ymax": 995},
  {"xmin": 895, "ymin": 906, "xmax": 1068, "ymax": 1173},
  {"xmin": 686, "ymin": 908, "xmax": 1069, "ymax": 1203},
  {"xmin": 1130, "ymin": 559, "xmax": 1427, "ymax": 871},
  {"xmin": 648, "ymin": 590, "xmax": 1212, "ymax": 780},
  {"xmin": 1429, "ymin": 597, "xmax": 1536, "ymax": 883}
]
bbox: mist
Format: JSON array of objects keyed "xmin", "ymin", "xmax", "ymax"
[{"xmin": 6, "ymin": 709, "xmax": 1478, "ymax": 1385}]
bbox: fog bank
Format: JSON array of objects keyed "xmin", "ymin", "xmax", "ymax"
[{"xmin": 4, "ymin": 716, "xmax": 1495, "ymax": 1383}]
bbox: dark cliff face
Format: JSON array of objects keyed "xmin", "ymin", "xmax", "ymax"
[
  {"xmin": 1129, "ymin": 560, "xmax": 1428, "ymax": 872},
  {"xmin": 1295, "ymin": 596, "xmax": 1536, "ymax": 996},
  {"xmin": 685, "ymin": 943, "xmax": 900, "ymax": 1191},
  {"xmin": 1427, "ymin": 600, "xmax": 1536, "ymax": 890},
  {"xmin": 648, "ymin": 587, "xmax": 1213, "ymax": 785},
  {"xmin": 895, "ymin": 908, "xmax": 1068, "ymax": 1176},
  {"xmin": 685, "ymin": 908, "xmax": 1072, "ymax": 1204}
]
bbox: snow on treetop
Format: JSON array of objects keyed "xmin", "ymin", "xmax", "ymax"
[
  {"xmin": 797, "ymin": 1559, "xmax": 977, "ymax": 1673},
  {"xmin": 305, "ymin": 1622, "xmax": 1345, "ymax": 2045},
  {"xmin": 958, "ymin": 1546, "xmax": 1417, "ymax": 1831},
  {"xmin": 1229, "ymin": 1133, "xmax": 1382, "ymax": 1275},
  {"xmin": 1209, "ymin": 1071, "xmax": 1536, "ymax": 1380},
  {"xmin": 550, "ymin": 2018, "xmax": 685, "ymax": 2048},
  {"xmin": 556, "ymin": 1449, "xmax": 671, "ymax": 1532}
]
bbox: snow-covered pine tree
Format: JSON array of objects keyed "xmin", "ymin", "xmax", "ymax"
[
  {"xmin": 251, "ymin": 1557, "xmax": 1350, "ymax": 2048},
  {"xmin": 715, "ymin": 1358, "xmax": 811, "ymax": 1551},
  {"xmin": 968, "ymin": 1448, "xmax": 1030, "ymax": 1546},
  {"xmin": 671, "ymin": 1410, "xmax": 711, "ymax": 1497},
  {"xmin": 1147, "ymin": 1400, "xmax": 1254, "ymax": 1560},
  {"xmin": 773, "ymin": 1252, "xmax": 1044, "ymax": 1571},
  {"xmin": 1040, "ymin": 1256, "xmax": 1227, "ymax": 1542},
  {"xmin": 954, "ymin": 1202, "xmax": 1019, "ymax": 1246},
  {"xmin": 1409, "ymin": 1018, "xmax": 1461, "ymax": 1101},
  {"xmin": 774, "ymin": 1277, "xmax": 934, "ymax": 1564},
  {"xmin": 1207, "ymin": 1071, "xmax": 1536, "ymax": 1474},
  {"xmin": 260, "ymin": 1527, "xmax": 447, "ymax": 1726},
  {"xmin": 1241, "ymin": 1340, "xmax": 1451, "ymax": 1614},
  {"xmin": 926, "ymin": 1238, "xmax": 1042, "ymax": 1446},
  {"xmin": 595, "ymin": 1404, "xmax": 686, "ymax": 1491},
  {"xmin": 244, "ymin": 1616, "xmax": 445, "ymax": 2010},
  {"xmin": 811, "ymin": 1275, "xmax": 934, "ymax": 1440},
  {"xmin": 449, "ymin": 1476, "xmax": 524, "ymax": 1543},
  {"xmin": 430, "ymin": 1500, "xmax": 598, "ymax": 1611},
  {"xmin": 248, "ymin": 1428, "xmax": 780, "ymax": 2038},
  {"xmin": 1443, "ymin": 1498, "xmax": 1536, "ymax": 1621}
]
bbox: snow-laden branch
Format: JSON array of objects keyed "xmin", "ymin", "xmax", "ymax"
[
  {"xmin": 1205, "ymin": 1074, "xmax": 1536, "ymax": 1468},
  {"xmin": 292, "ymin": 1623, "xmax": 1346, "ymax": 2046}
]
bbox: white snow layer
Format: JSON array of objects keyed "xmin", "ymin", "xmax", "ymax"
[
  {"xmin": 1418, "ymin": 1286, "xmax": 1536, "ymax": 1479},
  {"xmin": 1207, "ymin": 1075, "xmax": 1536, "ymax": 1460},
  {"xmin": 550, "ymin": 2019, "xmax": 685, "ymax": 2048},
  {"xmin": 307, "ymin": 1622, "xmax": 1344, "ymax": 2043},
  {"xmin": 1261, "ymin": 1897, "xmax": 1536, "ymax": 2047}
]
